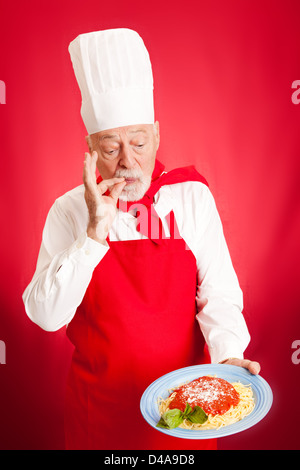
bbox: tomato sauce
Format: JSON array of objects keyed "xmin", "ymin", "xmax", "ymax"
[{"xmin": 168, "ymin": 376, "xmax": 240, "ymax": 416}]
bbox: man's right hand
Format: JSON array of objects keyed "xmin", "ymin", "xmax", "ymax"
[{"xmin": 83, "ymin": 151, "xmax": 126, "ymax": 244}]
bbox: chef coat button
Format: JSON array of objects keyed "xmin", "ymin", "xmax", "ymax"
[{"xmin": 85, "ymin": 249, "xmax": 90, "ymax": 255}]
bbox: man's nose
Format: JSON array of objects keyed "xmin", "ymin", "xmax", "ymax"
[{"xmin": 119, "ymin": 144, "xmax": 136, "ymax": 168}]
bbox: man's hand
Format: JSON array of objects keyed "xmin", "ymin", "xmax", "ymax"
[
  {"xmin": 220, "ymin": 357, "xmax": 261, "ymax": 375},
  {"xmin": 83, "ymin": 151, "xmax": 126, "ymax": 244}
]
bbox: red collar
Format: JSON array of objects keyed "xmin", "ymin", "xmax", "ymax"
[{"xmin": 96, "ymin": 159, "xmax": 208, "ymax": 212}]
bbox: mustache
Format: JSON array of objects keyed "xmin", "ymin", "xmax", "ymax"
[{"xmin": 114, "ymin": 168, "xmax": 144, "ymax": 180}]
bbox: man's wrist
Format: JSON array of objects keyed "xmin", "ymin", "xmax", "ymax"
[{"xmin": 87, "ymin": 224, "xmax": 107, "ymax": 245}]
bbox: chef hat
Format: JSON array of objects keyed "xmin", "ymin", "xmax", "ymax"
[{"xmin": 68, "ymin": 28, "xmax": 155, "ymax": 134}]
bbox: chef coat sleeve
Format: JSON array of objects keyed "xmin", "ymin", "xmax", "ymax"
[
  {"xmin": 193, "ymin": 185, "xmax": 251, "ymax": 364},
  {"xmin": 22, "ymin": 198, "xmax": 109, "ymax": 331}
]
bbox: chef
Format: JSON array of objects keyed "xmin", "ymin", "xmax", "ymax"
[{"xmin": 22, "ymin": 28, "xmax": 260, "ymax": 450}]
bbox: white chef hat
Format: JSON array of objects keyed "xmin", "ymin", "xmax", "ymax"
[{"xmin": 68, "ymin": 28, "xmax": 155, "ymax": 134}]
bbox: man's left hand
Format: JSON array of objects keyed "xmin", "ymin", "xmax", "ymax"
[{"xmin": 220, "ymin": 358, "xmax": 261, "ymax": 375}]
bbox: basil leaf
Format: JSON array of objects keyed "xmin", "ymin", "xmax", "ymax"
[
  {"xmin": 156, "ymin": 409, "xmax": 184, "ymax": 429},
  {"xmin": 187, "ymin": 405, "xmax": 208, "ymax": 424},
  {"xmin": 182, "ymin": 402, "xmax": 193, "ymax": 418},
  {"xmin": 156, "ymin": 417, "xmax": 170, "ymax": 429}
]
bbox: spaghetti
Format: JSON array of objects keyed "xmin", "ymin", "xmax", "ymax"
[{"xmin": 158, "ymin": 375, "xmax": 255, "ymax": 430}]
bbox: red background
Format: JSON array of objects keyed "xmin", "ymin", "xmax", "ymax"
[{"xmin": 0, "ymin": 0, "xmax": 300, "ymax": 450}]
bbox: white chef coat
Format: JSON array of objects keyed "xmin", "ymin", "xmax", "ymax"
[{"xmin": 22, "ymin": 179, "xmax": 250, "ymax": 364}]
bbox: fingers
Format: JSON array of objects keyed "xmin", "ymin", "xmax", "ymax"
[
  {"xmin": 246, "ymin": 361, "xmax": 261, "ymax": 375},
  {"xmin": 83, "ymin": 152, "xmax": 125, "ymax": 197},
  {"xmin": 239, "ymin": 359, "xmax": 261, "ymax": 375},
  {"xmin": 98, "ymin": 177, "xmax": 126, "ymax": 196},
  {"xmin": 221, "ymin": 358, "xmax": 261, "ymax": 375},
  {"xmin": 83, "ymin": 152, "xmax": 97, "ymax": 189},
  {"xmin": 109, "ymin": 180, "xmax": 127, "ymax": 202}
]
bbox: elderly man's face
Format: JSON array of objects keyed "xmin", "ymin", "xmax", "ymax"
[{"xmin": 87, "ymin": 122, "xmax": 160, "ymax": 201}]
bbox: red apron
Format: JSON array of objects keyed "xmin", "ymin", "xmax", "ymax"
[{"xmin": 65, "ymin": 161, "xmax": 216, "ymax": 450}]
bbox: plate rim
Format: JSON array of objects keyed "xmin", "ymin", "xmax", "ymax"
[{"xmin": 140, "ymin": 364, "xmax": 273, "ymax": 439}]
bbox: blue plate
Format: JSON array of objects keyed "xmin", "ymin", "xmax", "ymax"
[{"xmin": 140, "ymin": 364, "xmax": 273, "ymax": 439}]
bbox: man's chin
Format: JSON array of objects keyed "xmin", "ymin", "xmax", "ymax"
[
  {"xmin": 119, "ymin": 180, "xmax": 150, "ymax": 202},
  {"xmin": 119, "ymin": 190, "xmax": 145, "ymax": 202}
]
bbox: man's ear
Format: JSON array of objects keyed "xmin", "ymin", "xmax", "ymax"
[{"xmin": 85, "ymin": 135, "xmax": 93, "ymax": 153}]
